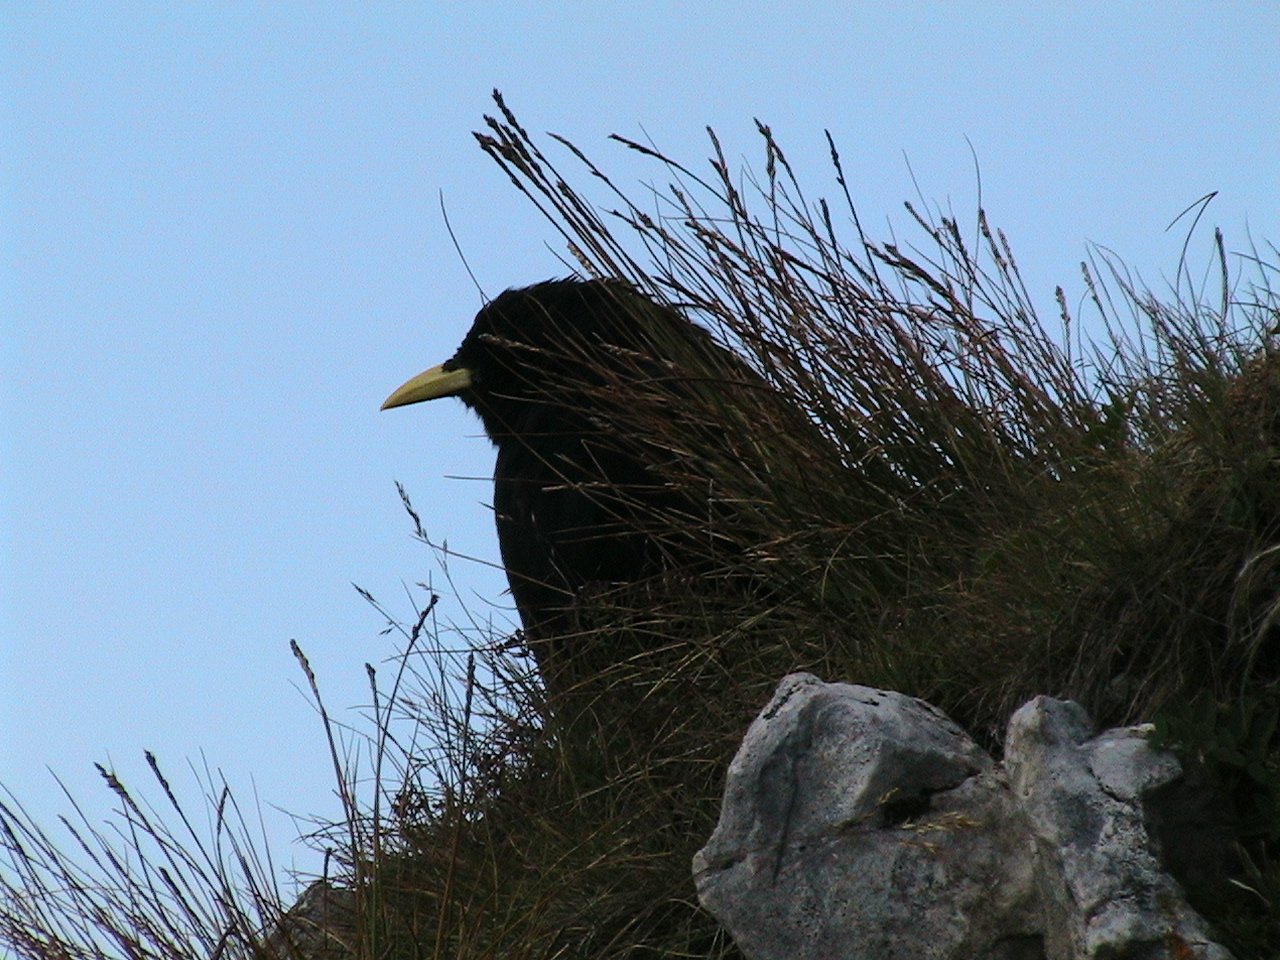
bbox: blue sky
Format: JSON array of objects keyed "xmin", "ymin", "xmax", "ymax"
[{"xmin": 4, "ymin": 5, "xmax": 1278, "ymax": 892}]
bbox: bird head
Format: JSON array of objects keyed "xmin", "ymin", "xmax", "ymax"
[{"xmin": 382, "ymin": 278, "xmax": 729, "ymax": 442}]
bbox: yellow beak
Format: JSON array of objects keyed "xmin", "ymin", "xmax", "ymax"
[{"xmin": 381, "ymin": 363, "xmax": 474, "ymax": 410}]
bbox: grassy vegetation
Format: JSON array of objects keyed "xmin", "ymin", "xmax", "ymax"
[{"xmin": 4, "ymin": 91, "xmax": 1279, "ymax": 957}]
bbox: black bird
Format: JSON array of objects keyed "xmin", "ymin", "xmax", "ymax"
[{"xmin": 382, "ymin": 279, "xmax": 762, "ymax": 676}]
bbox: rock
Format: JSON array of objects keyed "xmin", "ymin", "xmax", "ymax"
[
  {"xmin": 693, "ymin": 673, "xmax": 1042, "ymax": 959},
  {"xmin": 1005, "ymin": 697, "xmax": 1230, "ymax": 960},
  {"xmin": 694, "ymin": 673, "xmax": 1233, "ymax": 960},
  {"xmin": 263, "ymin": 878, "xmax": 358, "ymax": 960}
]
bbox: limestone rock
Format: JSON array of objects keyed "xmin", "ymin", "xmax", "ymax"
[
  {"xmin": 694, "ymin": 673, "xmax": 1233, "ymax": 960},
  {"xmin": 264, "ymin": 879, "xmax": 357, "ymax": 960},
  {"xmin": 1004, "ymin": 696, "xmax": 1229, "ymax": 959}
]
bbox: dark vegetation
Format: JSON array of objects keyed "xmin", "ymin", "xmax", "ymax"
[{"xmin": 4, "ymin": 92, "xmax": 1279, "ymax": 957}]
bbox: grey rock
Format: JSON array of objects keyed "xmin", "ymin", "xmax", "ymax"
[
  {"xmin": 694, "ymin": 673, "xmax": 1041, "ymax": 960},
  {"xmin": 263, "ymin": 879, "xmax": 357, "ymax": 960},
  {"xmin": 1005, "ymin": 696, "xmax": 1231, "ymax": 960},
  {"xmin": 695, "ymin": 673, "xmax": 1233, "ymax": 960}
]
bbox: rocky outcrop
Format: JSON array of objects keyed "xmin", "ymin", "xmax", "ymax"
[
  {"xmin": 264, "ymin": 879, "xmax": 358, "ymax": 960},
  {"xmin": 693, "ymin": 673, "xmax": 1234, "ymax": 960}
]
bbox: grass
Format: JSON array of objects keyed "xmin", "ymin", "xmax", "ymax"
[{"xmin": 4, "ymin": 90, "xmax": 1279, "ymax": 957}]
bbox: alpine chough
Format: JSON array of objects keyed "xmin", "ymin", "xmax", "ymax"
[{"xmin": 382, "ymin": 278, "xmax": 762, "ymax": 674}]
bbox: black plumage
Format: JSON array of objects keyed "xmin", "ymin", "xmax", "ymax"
[{"xmin": 382, "ymin": 279, "xmax": 762, "ymax": 675}]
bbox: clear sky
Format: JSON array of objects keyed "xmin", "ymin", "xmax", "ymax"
[{"xmin": 4, "ymin": 5, "xmax": 1278, "ymax": 893}]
